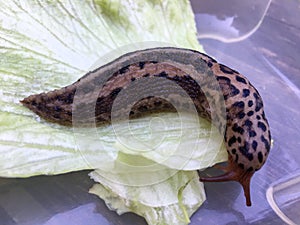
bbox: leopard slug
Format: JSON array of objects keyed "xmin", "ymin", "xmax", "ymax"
[{"xmin": 20, "ymin": 47, "xmax": 271, "ymax": 206}]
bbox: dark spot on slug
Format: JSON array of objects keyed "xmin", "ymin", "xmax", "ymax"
[
  {"xmin": 139, "ymin": 61, "xmax": 146, "ymax": 69},
  {"xmin": 258, "ymin": 151, "xmax": 263, "ymax": 163},
  {"xmin": 235, "ymin": 154, "xmax": 239, "ymax": 163},
  {"xmin": 131, "ymin": 77, "xmax": 136, "ymax": 81},
  {"xmin": 249, "ymin": 130, "xmax": 257, "ymax": 137},
  {"xmin": 258, "ymin": 121, "xmax": 267, "ymax": 132},
  {"xmin": 233, "ymin": 101, "xmax": 245, "ymax": 108},
  {"xmin": 262, "ymin": 111, "xmax": 267, "ymax": 120},
  {"xmin": 252, "ymin": 140, "xmax": 258, "ymax": 151},
  {"xmin": 224, "ymin": 127, "xmax": 228, "ymax": 142},
  {"xmin": 247, "ymin": 111, "xmax": 254, "ymax": 117},
  {"xmin": 238, "ymin": 112, "xmax": 246, "ymax": 119},
  {"xmin": 232, "ymin": 124, "xmax": 245, "ymax": 135},
  {"xmin": 219, "ymin": 64, "xmax": 237, "ymax": 74},
  {"xmin": 60, "ymin": 89, "xmax": 75, "ymax": 104},
  {"xmin": 173, "ymin": 75, "xmax": 180, "ymax": 81},
  {"xmin": 216, "ymin": 76, "xmax": 231, "ymax": 83},
  {"xmin": 256, "ymin": 115, "xmax": 261, "ymax": 120},
  {"xmin": 228, "ymin": 136, "xmax": 237, "ymax": 147},
  {"xmin": 244, "ymin": 119, "xmax": 253, "ymax": 128},
  {"xmin": 157, "ymin": 71, "xmax": 168, "ymax": 78},
  {"xmin": 96, "ymin": 96, "xmax": 104, "ymax": 105},
  {"xmin": 248, "ymin": 100, "xmax": 254, "ymax": 107},
  {"xmin": 236, "ymin": 76, "xmax": 247, "ymax": 84},
  {"xmin": 242, "ymin": 89, "xmax": 250, "ymax": 97},
  {"xmin": 231, "ymin": 149, "xmax": 237, "ymax": 154},
  {"xmin": 255, "ymin": 103, "xmax": 263, "ymax": 112},
  {"xmin": 239, "ymin": 142, "xmax": 249, "ymax": 154},
  {"xmin": 237, "ymin": 137, "xmax": 242, "ymax": 143},
  {"xmin": 110, "ymin": 87, "xmax": 122, "ymax": 98},
  {"xmin": 199, "ymin": 52, "xmax": 217, "ymax": 63},
  {"xmin": 230, "ymin": 85, "xmax": 240, "ymax": 96},
  {"xmin": 238, "ymin": 142, "xmax": 254, "ymax": 161},
  {"xmin": 31, "ymin": 100, "xmax": 37, "ymax": 106},
  {"xmin": 207, "ymin": 61, "xmax": 213, "ymax": 67},
  {"xmin": 143, "ymin": 73, "xmax": 150, "ymax": 77},
  {"xmin": 119, "ymin": 65, "xmax": 130, "ymax": 74},
  {"xmin": 253, "ymin": 92, "xmax": 263, "ymax": 112},
  {"xmin": 261, "ymin": 135, "xmax": 270, "ymax": 152}
]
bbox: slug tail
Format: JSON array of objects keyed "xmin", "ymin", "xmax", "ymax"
[
  {"xmin": 20, "ymin": 91, "xmax": 74, "ymax": 126},
  {"xmin": 200, "ymin": 163, "xmax": 254, "ymax": 207}
]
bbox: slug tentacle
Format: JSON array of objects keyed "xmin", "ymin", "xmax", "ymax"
[
  {"xmin": 20, "ymin": 47, "xmax": 271, "ymax": 206},
  {"xmin": 200, "ymin": 156, "xmax": 254, "ymax": 206}
]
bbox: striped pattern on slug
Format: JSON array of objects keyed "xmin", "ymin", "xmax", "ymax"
[{"xmin": 20, "ymin": 47, "xmax": 271, "ymax": 206}]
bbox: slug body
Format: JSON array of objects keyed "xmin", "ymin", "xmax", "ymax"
[{"xmin": 21, "ymin": 47, "xmax": 271, "ymax": 206}]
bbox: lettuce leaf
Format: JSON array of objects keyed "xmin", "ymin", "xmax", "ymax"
[
  {"xmin": 0, "ymin": 0, "xmax": 206, "ymax": 177},
  {"xmin": 89, "ymin": 168, "xmax": 205, "ymax": 225},
  {"xmin": 0, "ymin": 1, "xmax": 227, "ymax": 224}
]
